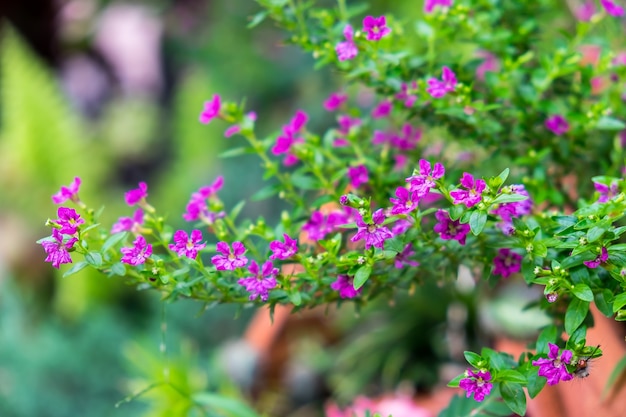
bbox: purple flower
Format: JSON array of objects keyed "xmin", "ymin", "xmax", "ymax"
[
  {"xmin": 392, "ymin": 219, "xmax": 413, "ymax": 236},
  {"xmin": 491, "ymin": 184, "xmax": 533, "ymax": 234},
  {"xmin": 269, "ymin": 233, "xmax": 298, "ymax": 260},
  {"xmin": 125, "ymin": 182, "xmax": 148, "ymax": 206},
  {"xmin": 493, "ymin": 248, "xmax": 522, "ymax": 278},
  {"xmin": 576, "ymin": 1, "xmax": 597, "ymax": 20},
  {"xmin": 238, "ymin": 261, "xmax": 278, "ymax": 301},
  {"xmin": 362, "ymin": 16, "xmax": 391, "ymax": 41},
  {"xmin": 476, "ymin": 50, "xmax": 499, "ymax": 81},
  {"xmin": 351, "ymin": 209, "xmax": 393, "ymax": 250},
  {"xmin": 450, "ymin": 173, "xmax": 486, "ymax": 208},
  {"xmin": 459, "ymin": 369, "xmax": 493, "ymax": 402},
  {"xmin": 169, "ymin": 229, "xmax": 206, "ymax": 259},
  {"xmin": 394, "ymin": 243, "xmax": 420, "ymax": 269},
  {"xmin": 584, "ymin": 247, "xmax": 609, "ymax": 268},
  {"xmin": 406, "ymin": 159, "xmax": 445, "ymax": 198},
  {"xmin": 211, "ymin": 241, "xmax": 248, "ymax": 270},
  {"xmin": 331, "ymin": 274, "xmax": 362, "ymax": 298},
  {"xmin": 546, "ymin": 292, "xmax": 558, "ymax": 303},
  {"xmin": 199, "ymin": 94, "xmax": 222, "ymax": 124},
  {"xmin": 334, "ymin": 115, "xmax": 361, "ymax": 147},
  {"xmin": 371, "ymin": 99, "xmax": 392, "ymax": 118},
  {"xmin": 112, "ymin": 208, "xmax": 145, "ymax": 234},
  {"xmin": 41, "ymin": 229, "xmax": 78, "ymax": 269},
  {"xmin": 336, "ymin": 24, "xmax": 358, "ymax": 61},
  {"xmin": 424, "ymin": 0, "xmax": 453, "ymax": 13},
  {"xmin": 52, "ymin": 177, "xmax": 81, "ymax": 204},
  {"xmin": 594, "ymin": 181, "xmax": 618, "ymax": 203},
  {"xmin": 56, "ymin": 207, "xmax": 84, "ymax": 235},
  {"xmin": 601, "ymin": 0, "xmax": 625, "ymax": 16},
  {"xmin": 272, "ymin": 110, "xmax": 308, "ymax": 166},
  {"xmin": 390, "ymin": 124, "xmax": 421, "ymax": 151},
  {"xmin": 324, "ymin": 92, "xmax": 348, "ymax": 111},
  {"xmin": 224, "ymin": 125, "xmax": 240, "ymax": 137},
  {"xmin": 395, "ymin": 81, "xmax": 418, "ymax": 107},
  {"xmin": 121, "ymin": 235, "xmax": 152, "ymax": 266},
  {"xmin": 348, "ymin": 165, "xmax": 369, "ymax": 189},
  {"xmin": 433, "ymin": 209, "xmax": 470, "ymax": 245},
  {"xmin": 426, "ymin": 66, "xmax": 457, "ymax": 98},
  {"xmin": 545, "ymin": 114, "xmax": 570, "ymax": 136},
  {"xmin": 303, "ymin": 209, "xmax": 352, "ymax": 241},
  {"xmin": 532, "ymin": 343, "xmax": 574, "ymax": 385},
  {"xmin": 389, "ymin": 187, "xmax": 419, "ymax": 215},
  {"xmin": 183, "ymin": 176, "xmax": 224, "ymax": 222}
]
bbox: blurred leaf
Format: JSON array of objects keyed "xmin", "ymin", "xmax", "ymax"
[
  {"xmin": 500, "ymin": 382, "xmax": 526, "ymax": 416},
  {"xmin": 565, "ymin": 298, "xmax": 589, "ymax": 334},
  {"xmin": 193, "ymin": 392, "xmax": 261, "ymax": 417}
]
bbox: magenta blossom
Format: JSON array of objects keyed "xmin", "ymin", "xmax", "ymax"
[
  {"xmin": 395, "ymin": 81, "xmax": 418, "ymax": 107},
  {"xmin": 433, "ymin": 209, "xmax": 471, "ymax": 245},
  {"xmin": 392, "ymin": 218, "xmax": 414, "ymax": 236},
  {"xmin": 331, "ymin": 274, "xmax": 362, "ymax": 299},
  {"xmin": 199, "ymin": 94, "xmax": 222, "ymax": 124},
  {"xmin": 348, "ymin": 165, "xmax": 369, "ymax": 189},
  {"xmin": 576, "ymin": 1, "xmax": 597, "ymax": 20},
  {"xmin": 394, "ymin": 243, "xmax": 420, "ymax": 269},
  {"xmin": 389, "ymin": 187, "xmax": 419, "ymax": 215},
  {"xmin": 269, "ymin": 233, "xmax": 298, "ymax": 260},
  {"xmin": 594, "ymin": 181, "xmax": 619, "ymax": 203},
  {"xmin": 238, "ymin": 261, "xmax": 278, "ymax": 301},
  {"xmin": 324, "ymin": 92, "xmax": 348, "ymax": 111},
  {"xmin": 334, "ymin": 115, "xmax": 361, "ymax": 147},
  {"xmin": 56, "ymin": 207, "xmax": 84, "ymax": 235},
  {"xmin": 112, "ymin": 208, "xmax": 144, "ymax": 234},
  {"xmin": 183, "ymin": 176, "xmax": 224, "ymax": 222},
  {"xmin": 459, "ymin": 369, "xmax": 493, "ymax": 402},
  {"xmin": 601, "ymin": 0, "xmax": 625, "ymax": 16},
  {"xmin": 491, "ymin": 184, "xmax": 533, "ymax": 234},
  {"xmin": 303, "ymin": 209, "xmax": 353, "ymax": 241},
  {"xmin": 351, "ymin": 209, "xmax": 393, "ymax": 250},
  {"xmin": 121, "ymin": 235, "xmax": 152, "ymax": 266},
  {"xmin": 450, "ymin": 173, "xmax": 486, "ymax": 208},
  {"xmin": 40, "ymin": 229, "xmax": 78, "ymax": 269},
  {"xmin": 426, "ymin": 66, "xmax": 457, "ymax": 98},
  {"xmin": 545, "ymin": 114, "xmax": 570, "ymax": 136},
  {"xmin": 371, "ymin": 99, "xmax": 392, "ymax": 118},
  {"xmin": 169, "ymin": 229, "xmax": 206, "ymax": 259},
  {"xmin": 125, "ymin": 182, "xmax": 148, "ymax": 206},
  {"xmin": 52, "ymin": 177, "xmax": 81, "ymax": 204},
  {"xmin": 406, "ymin": 159, "xmax": 445, "ymax": 198},
  {"xmin": 476, "ymin": 50, "xmax": 499, "ymax": 81},
  {"xmin": 362, "ymin": 15, "xmax": 391, "ymax": 41},
  {"xmin": 211, "ymin": 241, "xmax": 248, "ymax": 270},
  {"xmin": 532, "ymin": 343, "xmax": 574, "ymax": 385},
  {"xmin": 272, "ymin": 110, "xmax": 308, "ymax": 166},
  {"xmin": 424, "ymin": 0, "xmax": 453, "ymax": 13},
  {"xmin": 390, "ymin": 123, "xmax": 421, "ymax": 151},
  {"xmin": 336, "ymin": 24, "xmax": 358, "ymax": 61},
  {"xmin": 584, "ymin": 247, "xmax": 609, "ymax": 268},
  {"xmin": 493, "ymin": 248, "xmax": 523, "ymax": 278}
]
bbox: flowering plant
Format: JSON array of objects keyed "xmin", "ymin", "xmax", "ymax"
[{"xmin": 38, "ymin": 0, "xmax": 626, "ymax": 415}]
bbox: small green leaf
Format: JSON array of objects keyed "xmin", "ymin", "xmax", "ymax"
[
  {"xmin": 353, "ymin": 265, "xmax": 372, "ymax": 290},
  {"xmin": 219, "ymin": 147, "xmax": 250, "ymax": 158},
  {"xmin": 603, "ymin": 354, "xmax": 626, "ymax": 399},
  {"xmin": 536, "ymin": 325, "xmax": 557, "ymax": 354},
  {"xmin": 572, "ymin": 283, "xmax": 594, "ymax": 302},
  {"xmin": 500, "ymin": 382, "xmax": 526, "ymax": 416},
  {"xmin": 247, "ymin": 10, "xmax": 268, "ymax": 28},
  {"xmin": 587, "ymin": 226, "xmax": 606, "ymax": 243},
  {"xmin": 565, "ymin": 298, "xmax": 590, "ymax": 334},
  {"xmin": 193, "ymin": 393, "xmax": 261, "ymax": 417},
  {"xmin": 469, "ymin": 211, "xmax": 487, "ymax": 235},
  {"xmin": 491, "ymin": 193, "xmax": 529, "ymax": 205},
  {"xmin": 62, "ymin": 261, "xmax": 88, "ymax": 277},
  {"xmin": 595, "ymin": 289, "xmax": 614, "ymax": 317},
  {"xmin": 102, "ymin": 232, "xmax": 128, "ymax": 252},
  {"xmin": 596, "ymin": 116, "xmax": 626, "ymax": 131},
  {"xmin": 85, "ymin": 251, "xmax": 103, "ymax": 268},
  {"xmin": 526, "ymin": 368, "xmax": 547, "ymax": 398},
  {"xmin": 250, "ymin": 184, "xmax": 279, "ymax": 201},
  {"xmin": 447, "ymin": 374, "xmax": 463, "ymax": 387},
  {"xmin": 110, "ymin": 262, "xmax": 126, "ymax": 276},
  {"xmin": 497, "ymin": 370, "xmax": 527, "ymax": 384},
  {"xmin": 463, "ymin": 351, "xmax": 482, "ymax": 368},
  {"xmin": 289, "ymin": 291, "xmax": 302, "ymax": 306},
  {"xmin": 612, "ymin": 292, "xmax": 626, "ymax": 313}
]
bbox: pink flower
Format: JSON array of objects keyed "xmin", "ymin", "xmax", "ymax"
[
  {"xmin": 331, "ymin": 274, "xmax": 361, "ymax": 299},
  {"xmin": 426, "ymin": 66, "xmax": 457, "ymax": 98},
  {"xmin": 121, "ymin": 235, "xmax": 152, "ymax": 266},
  {"xmin": 303, "ymin": 209, "xmax": 352, "ymax": 241},
  {"xmin": 348, "ymin": 165, "xmax": 369, "ymax": 188},
  {"xmin": 112, "ymin": 208, "xmax": 144, "ymax": 234},
  {"xmin": 391, "ymin": 218, "xmax": 413, "ymax": 236},
  {"xmin": 371, "ymin": 99, "xmax": 392, "ymax": 118},
  {"xmin": 395, "ymin": 81, "xmax": 418, "ymax": 107},
  {"xmin": 125, "ymin": 182, "xmax": 148, "ymax": 206},
  {"xmin": 389, "ymin": 187, "xmax": 419, "ymax": 215},
  {"xmin": 211, "ymin": 241, "xmax": 248, "ymax": 270},
  {"xmin": 199, "ymin": 94, "xmax": 222, "ymax": 124},
  {"xmin": 334, "ymin": 115, "xmax": 361, "ymax": 147},
  {"xmin": 52, "ymin": 177, "xmax": 81, "ymax": 204},
  {"xmin": 325, "ymin": 394, "xmax": 431, "ymax": 417},
  {"xmin": 424, "ymin": 0, "xmax": 453, "ymax": 13},
  {"xmin": 351, "ymin": 209, "xmax": 393, "ymax": 250},
  {"xmin": 594, "ymin": 181, "xmax": 619, "ymax": 203},
  {"xmin": 476, "ymin": 51, "xmax": 499, "ymax": 81},
  {"xmin": 459, "ymin": 369, "xmax": 493, "ymax": 402},
  {"xmin": 406, "ymin": 159, "xmax": 445, "ymax": 198},
  {"xmin": 40, "ymin": 229, "xmax": 78, "ymax": 269},
  {"xmin": 576, "ymin": 1, "xmax": 597, "ymax": 20},
  {"xmin": 493, "ymin": 248, "xmax": 522, "ymax": 278},
  {"xmin": 56, "ymin": 207, "xmax": 84, "ymax": 235},
  {"xmin": 238, "ymin": 261, "xmax": 278, "ymax": 301},
  {"xmin": 269, "ymin": 233, "xmax": 298, "ymax": 260},
  {"xmin": 336, "ymin": 24, "xmax": 358, "ymax": 61},
  {"xmin": 545, "ymin": 114, "xmax": 570, "ymax": 136},
  {"xmin": 183, "ymin": 176, "xmax": 224, "ymax": 222},
  {"xmin": 272, "ymin": 110, "xmax": 308, "ymax": 166},
  {"xmin": 169, "ymin": 229, "xmax": 206, "ymax": 259},
  {"xmin": 532, "ymin": 343, "xmax": 574, "ymax": 385},
  {"xmin": 601, "ymin": 0, "xmax": 625, "ymax": 16},
  {"xmin": 450, "ymin": 172, "xmax": 486, "ymax": 208},
  {"xmin": 491, "ymin": 184, "xmax": 533, "ymax": 234},
  {"xmin": 394, "ymin": 243, "xmax": 420, "ymax": 269},
  {"xmin": 433, "ymin": 209, "xmax": 470, "ymax": 245},
  {"xmin": 390, "ymin": 124, "xmax": 421, "ymax": 151},
  {"xmin": 584, "ymin": 246, "xmax": 609, "ymax": 268},
  {"xmin": 362, "ymin": 16, "xmax": 391, "ymax": 41},
  {"xmin": 324, "ymin": 92, "xmax": 348, "ymax": 111}
]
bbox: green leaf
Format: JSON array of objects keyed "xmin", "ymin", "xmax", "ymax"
[
  {"xmin": 469, "ymin": 211, "xmax": 487, "ymax": 235},
  {"xmin": 85, "ymin": 251, "xmax": 103, "ymax": 268},
  {"xmin": 565, "ymin": 298, "xmax": 590, "ymax": 334},
  {"xmin": 289, "ymin": 291, "xmax": 302, "ymax": 306},
  {"xmin": 110, "ymin": 262, "xmax": 126, "ymax": 276},
  {"xmin": 572, "ymin": 283, "xmax": 594, "ymax": 302},
  {"xmin": 250, "ymin": 184, "xmax": 279, "ymax": 201},
  {"xmin": 603, "ymin": 354, "xmax": 626, "ymax": 399},
  {"xmin": 463, "ymin": 351, "xmax": 482, "ymax": 368},
  {"xmin": 491, "ymin": 193, "xmax": 529, "ymax": 205},
  {"xmin": 596, "ymin": 116, "xmax": 626, "ymax": 131},
  {"xmin": 62, "ymin": 261, "xmax": 88, "ymax": 278},
  {"xmin": 229, "ymin": 200, "xmax": 247, "ymax": 221},
  {"xmin": 595, "ymin": 289, "xmax": 614, "ymax": 317},
  {"xmin": 193, "ymin": 392, "xmax": 261, "ymax": 417},
  {"xmin": 500, "ymin": 382, "xmax": 527, "ymax": 416},
  {"xmin": 247, "ymin": 10, "xmax": 269, "ymax": 28},
  {"xmin": 102, "ymin": 232, "xmax": 128, "ymax": 252},
  {"xmin": 219, "ymin": 146, "xmax": 250, "ymax": 158},
  {"xmin": 536, "ymin": 325, "xmax": 557, "ymax": 354},
  {"xmin": 526, "ymin": 368, "xmax": 547, "ymax": 398},
  {"xmin": 290, "ymin": 173, "xmax": 319, "ymax": 190},
  {"xmin": 612, "ymin": 292, "xmax": 626, "ymax": 313},
  {"xmin": 447, "ymin": 374, "xmax": 464, "ymax": 388},
  {"xmin": 353, "ymin": 265, "xmax": 372, "ymax": 290},
  {"xmin": 497, "ymin": 370, "xmax": 527, "ymax": 384},
  {"xmin": 587, "ymin": 226, "xmax": 606, "ymax": 243}
]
